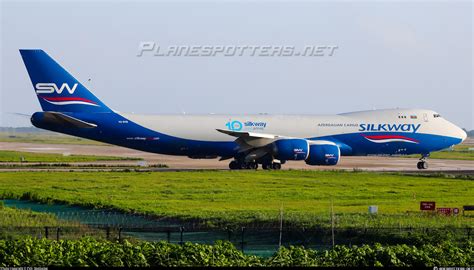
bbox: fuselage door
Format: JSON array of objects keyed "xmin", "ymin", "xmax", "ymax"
[{"xmin": 423, "ymin": 113, "xmax": 429, "ymax": 122}]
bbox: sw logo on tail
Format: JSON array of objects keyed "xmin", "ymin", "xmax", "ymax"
[{"xmin": 35, "ymin": 83, "xmax": 78, "ymax": 94}]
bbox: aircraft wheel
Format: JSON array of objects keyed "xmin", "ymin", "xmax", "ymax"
[
  {"xmin": 243, "ymin": 163, "xmax": 253, "ymax": 170},
  {"xmin": 272, "ymin": 163, "xmax": 282, "ymax": 170},
  {"xmin": 229, "ymin": 160, "xmax": 240, "ymax": 170},
  {"xmin": 421, "ymin": 161, "xmax": 428, "ymax": 169},
  {"xmin": 417, "ymin": 161, "xmax": 428, "ymax": 170},
  {"xmin": 250, "ymin": 162, "xmax": 258, "ymax": 170},
  {"xmin": 262, "ymin": 163, "xmax": 271, "ymax": 170}
]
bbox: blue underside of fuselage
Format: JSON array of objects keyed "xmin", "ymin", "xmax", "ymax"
[
  {"xmin": 33, "ymin": 112, "xmax": 462, "ymax": 158},
  {"xmin": 314, "ymin": 133, "xmax": 461, "ymax": 156}
]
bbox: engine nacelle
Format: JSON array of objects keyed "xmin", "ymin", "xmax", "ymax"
[
  {"xmin": 272, "ymin": 139, "xmax": 309, "ymax": 161},
  {"xmin": 305, "ymin": 142, "xmax": 340, "ymax": 166}
]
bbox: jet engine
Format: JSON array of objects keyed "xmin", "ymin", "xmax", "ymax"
[
  {"xmin": 271, "ymin": 139, "xmax": 340, "ymax": 166},
  {"xmin": 305, "ymin": 141, "xmax": 340, "ymax": 166},
  {"xmin": 272, "ymin": 139, "xmax": 309, "ymax": 161}
]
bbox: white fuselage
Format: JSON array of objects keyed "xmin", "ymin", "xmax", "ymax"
[{"xmin": 121, "ymin": 108, "xmax": 466, "ymax": 143}]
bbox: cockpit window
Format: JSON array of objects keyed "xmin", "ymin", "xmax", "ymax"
[{"xmin": 433, "ymin": 114, "xmax": 441, "ymax": 118}]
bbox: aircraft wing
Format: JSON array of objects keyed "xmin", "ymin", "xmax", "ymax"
[
  {"xmin": 216, "ymin": 128, "xmax": 285, "ymax": 154},
  {"xmin": 216, "ymin": 129, "xmax": 279, "ymax": 140},
  {"xmin": 217, "ymin": 128, "xmax": 341, "ymax": 162}
]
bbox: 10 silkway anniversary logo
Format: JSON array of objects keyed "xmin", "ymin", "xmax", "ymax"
[{"xmin": 226, "ymin": 120, "xmax": 267, "ymax": 131}]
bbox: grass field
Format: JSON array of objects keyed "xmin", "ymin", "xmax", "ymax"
[
  {"xmin": 2, "ymin": 130, "xmax": 473, "ymax": 160},
  {"xmin": 0, "ymin": 131, "xmax": 104, "ymax": 145},
  {"xmin": 0, "ymin": 202, "xmax": 103, "ymax": 240},
  {"xmin": 0, "ymin": 150, "xmax": 142, "ymax": 163},
  {"xmin": 404, "ymin": 144, "xmax": 474, "ymax": 160},
  {"xmin": 0, "ymin": 203, "xmax": 66, "ymax": 228},
  {"xmin": 0, "ymin": 170, "xmax": 472, "ymax": 229}
]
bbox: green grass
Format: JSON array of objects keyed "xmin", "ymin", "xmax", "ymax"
[
  {"xmin": 428, "ymin": 144, "xmax": 474, "ymax": 160},
  {"xmin": 404, "ymin": 144, "xmax": 474, "ymax": 160},
  {"xmin": 0, "ymin": 150, "xmax": 142, "ymax": 163},
  {"xmin": 0, "ymin": 132, "xmax": 104, "ymax": 145},
  {"xmin": 0, "ymin": 203, "xmax": 67, "ymax": 228},
  {"xmin": 0, "ymin": 170, "xmax": 472, "ymax": 229},
  {"xmin": 0, "ymin": 203, "xmax": 103, "ymax": 240},
  {"xmin": 2, "ymin": 131, "xmax": 472, "ymax": 160}
]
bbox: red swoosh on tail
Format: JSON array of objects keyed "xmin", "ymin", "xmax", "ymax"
[{"xmin": 40, "ymin": 96, "xmax": 97, "ymax": 104}]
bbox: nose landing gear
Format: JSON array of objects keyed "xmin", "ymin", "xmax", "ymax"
[
  {"xmin": 417, "ymin": 161, "xmax": 428, "ymax": 170},
  {"xmin": 417, "ymin": 154, "xmax": 429, "ymax": 170}
]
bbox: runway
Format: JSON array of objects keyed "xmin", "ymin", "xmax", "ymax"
[{"xmin": 1, "ymin": 141, "xmax": 473, "ymax": 172}]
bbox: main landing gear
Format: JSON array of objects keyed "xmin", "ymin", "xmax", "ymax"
[
  {"xmin": 229, "ymin": 160, "xmax": 282, "ymax": 170},
  {"xmin": 417, "ymin": 154, "xmax": 429, "ymax": 170},
  {"xmin": 229, "ymin": 160, "xmax": 258, "ymax": 170},
  {"xmin": 262, "ymin": 162, "xmax": 281, "ymax": 170}
]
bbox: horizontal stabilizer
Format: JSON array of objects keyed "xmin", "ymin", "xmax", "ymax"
[
  {"xmin": 42, "ymin": 112, "xmax": 97, "ymax": 128},
  {"xmin": 6, "ymin": 112, "xmax": 32, "ymax": 118}
]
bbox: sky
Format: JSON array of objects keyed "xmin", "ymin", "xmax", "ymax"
[{"xmin": 1, "ymin": 0, "xmax": 472, "ymax": 129}]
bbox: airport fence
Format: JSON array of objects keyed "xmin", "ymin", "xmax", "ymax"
[
  {"xmin": 2, "ymin": 208, "xmax": 473, "ymax": 256},
  {"xmin": 1, "ymin": 223, "xmax": 472, "ymax": 256}
]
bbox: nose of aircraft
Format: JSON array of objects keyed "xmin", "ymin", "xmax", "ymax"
[
  {"xmin": 450, "ymin": 124, "xmax": 468, "ymax": 143},
  {"xmin": 459, "ymin": 128, "xmax": 467, "ymax": 142},
  {"xmin": 445, "ymin": 118, "xmax": 467, "ymax": 143}
]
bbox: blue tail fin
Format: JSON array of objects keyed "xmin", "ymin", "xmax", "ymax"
[{"xmin": 20, "ymin": 49, "xmax": 111, "ymax": 113}]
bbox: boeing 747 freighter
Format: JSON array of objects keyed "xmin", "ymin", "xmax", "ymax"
[{"xmin": 20, "ymin": 50, "xmax": 467, "ymax": 170}]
